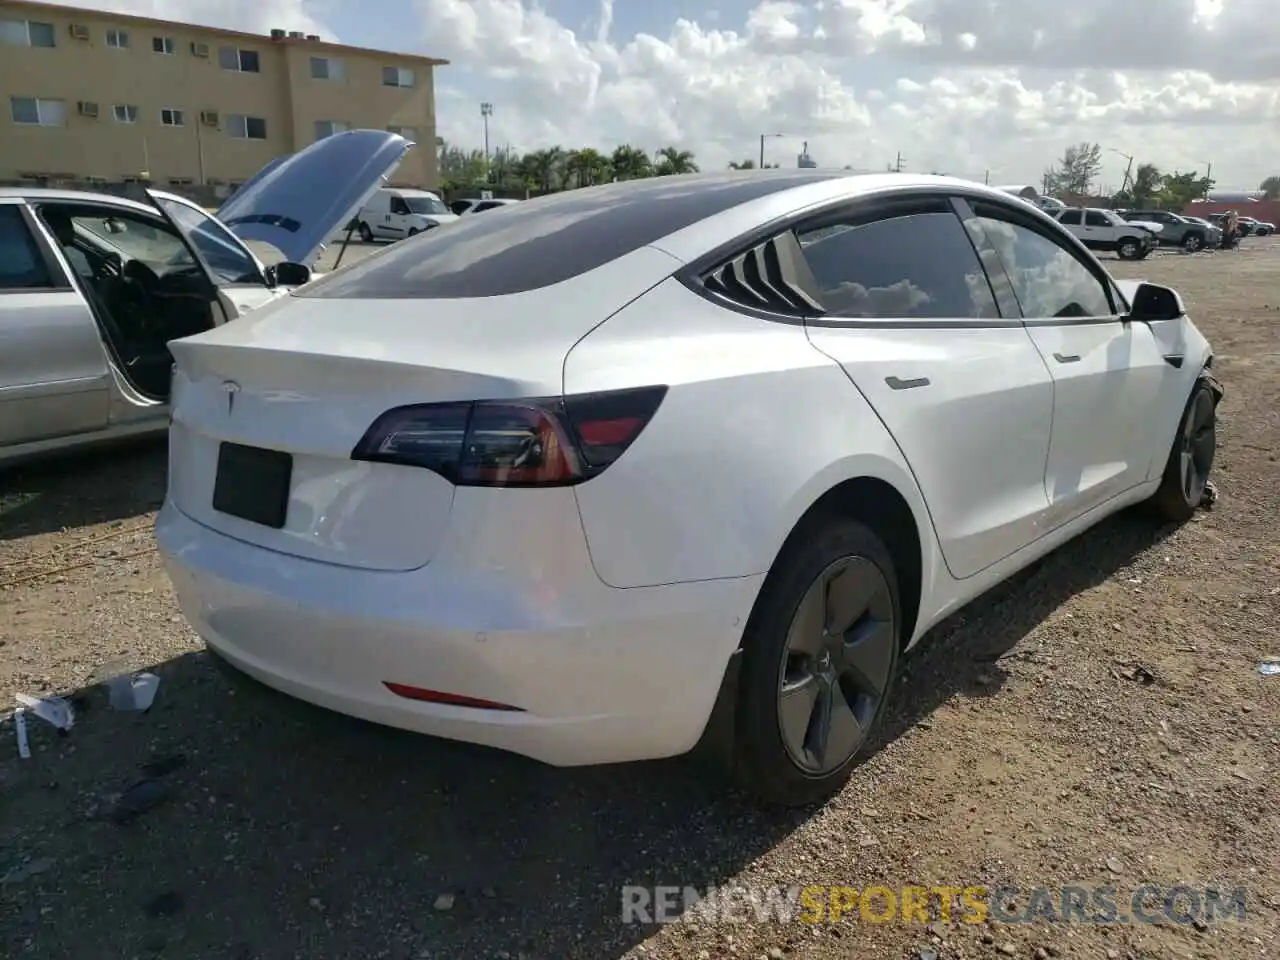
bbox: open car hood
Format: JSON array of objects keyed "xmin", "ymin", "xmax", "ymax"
[{"xmin": 214, "ymin": 129, "xmax": 413, "ymax": 266}]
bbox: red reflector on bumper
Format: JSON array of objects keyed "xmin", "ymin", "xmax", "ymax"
[{"xmin": 382, "ymin": 682, "xmax": 523, "ymax": 712}]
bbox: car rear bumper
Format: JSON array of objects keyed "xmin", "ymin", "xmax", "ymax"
[{"xmin": 155, "ymin": 499, "xmax": 762, "ymax": 766}]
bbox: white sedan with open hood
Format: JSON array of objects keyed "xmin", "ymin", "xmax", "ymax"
[
  {"xmin": 0, "ymin": 130, "xmax": 412, "ymax": 464},
  {"xmin": 157, "ymin": 172, "xmax": 1222, "ymax": 806}
]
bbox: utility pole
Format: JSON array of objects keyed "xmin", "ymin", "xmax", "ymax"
[
  {"xmin": 759, "ymin": 132, "xmax": 783, "ymax": 168},
  {"xmin": 893, "ymin": 151, "xmax": 905, "ymax": 173},
  {"xmin": 480, "ymin": 102, "xmax": 493, "ymax": 159},
  {"xmin": 1108, "ymin": 148, "xmax": 1134, "ymax": 196},
  {"xmin": 984, "ymin": 169, "xmax": 990, "ymax": 185}
]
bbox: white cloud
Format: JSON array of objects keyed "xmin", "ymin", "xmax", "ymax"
[
  {"xmin": 421, "ymin": 0, "xmax": 1280, "ymax": 189},
  {"xmin": 42, "ymin": 0, "xmax": 1280, "ymax": 189}
]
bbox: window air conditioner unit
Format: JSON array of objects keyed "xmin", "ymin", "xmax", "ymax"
[
  {"xmin": 191, "ymin": 42, "xmax": 210, "ymax": 57},
  {"xmin": 200, "ymin": 110, "xmax": 219, "ymax": 126},
  {"xmin": 69, "ymin": 24, "xmax": 90, "ymax": 40},
  {"xmin": 77, "ymin": 101, "xmax": 99, "ymax": 118}
]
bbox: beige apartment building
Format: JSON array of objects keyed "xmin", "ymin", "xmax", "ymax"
[{"xmin": 0, "ymin": 0, "xmax": 446, "ymax": 193}]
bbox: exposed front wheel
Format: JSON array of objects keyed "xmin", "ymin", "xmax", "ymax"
[
  {"xmin": 1183, "ymin": 233, "xmax": 1204, "ymax": 252},
  {"xmin": 1148, "ymin": 380, "xmax": 1219, "ymax": 522},
  {"xmin": 733, "ymin": 517, "xmax": 901, "ymax": 807},
  {"xmin": 358, "ymin": 221, "xmax": 374, "ymax": 242},
  {"xmin": 1117, "ymin": 238, "xmax": 1144, "ymax": 260}
]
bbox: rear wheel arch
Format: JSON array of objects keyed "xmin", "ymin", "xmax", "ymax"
[{"xmin": 761, "ymin": 476, "xmax": 923, "ymax": 650}]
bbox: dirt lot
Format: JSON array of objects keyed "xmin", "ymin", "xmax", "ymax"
[{"xmin": 1, "ymin": 240, "xmax": 1277, "ymax": 960}]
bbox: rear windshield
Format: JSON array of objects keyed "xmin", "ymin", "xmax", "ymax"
[{"xmin": 299, "ymin": 171, "xmax": 843, "ymax": 300}]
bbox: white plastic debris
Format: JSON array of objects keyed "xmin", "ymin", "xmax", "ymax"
[
  {"xmin": 1258, "ymin": 662, "xmax": 1280, "ymax": 677},
  {"xmin": 107, "ymin": 672, "xmax": 161, "ymax": 711},
  {"xmin": 14, "ymin": 693, "xmax": 74, "ymax": 732},
  {"xmin": 14, "ymin": 708, "xmax": 30, "ymax": 759}
]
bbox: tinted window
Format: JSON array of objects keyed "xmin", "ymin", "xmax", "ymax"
[
  {"xmin": 972, "ymin": 209, "xmax": 1114, "ymax": 319},
  {"xmin": 1084, "ymin": 211, "xmax": 1111, "ymax": 227},
  {"xmin": 797, "ymin": 212, "xmax": 999, "ymax": 320},
  {"xmin": 1057, "ymin": 210, "xmax": 1082, "ymax": 225},
  {"xmin": 0, "ymin": 206, "xmax": 52, "ymax": 289},
  {"xmin": 300, "ymin": 172, "xmax": 844, "ymax": 300}
]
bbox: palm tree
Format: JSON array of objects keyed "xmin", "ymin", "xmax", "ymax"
[
  {"xmin": 525, "ymin": 147, "xmax": 565, "ymax": 194},
  {"xmin": 566, "ymin": 148, "xmax": 611, "ymax": 188},
  {"xmin": 611, "ymin": 144, "xmax": 653, "ymax": 180},
  {"xmin": 655, "ymin": 147, "xmax": 698, "ymax": 176}
]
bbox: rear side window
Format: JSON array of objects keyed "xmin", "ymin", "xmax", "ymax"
[
  {"xmin": 797, "ymin": 211, "xmax": 1000, "ymax": 319},
  {"xmin": 300, "ymin": 172, "xmax": 844, "ymax": 300},
  {"xmin": 1058, "ymin": 210, "xmax": 1082, "ymax": 225},
  {"xmin": 0, "ymin": 206, "xmax": 53, "ymax": 290},
  {"xmin": 1085, "ymin": 211, "xmax": 1111, "ymax": 227}
]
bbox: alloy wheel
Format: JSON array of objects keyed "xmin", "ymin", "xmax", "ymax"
[
  {"xmin": 1119, "ymin": 240, "xmax": 1139, "ymax": 258},
  {"xmin": 1179, "ymin": 388, "xmax": 1216, "ymax": 506},
  {"xmin": 777, "ymin": 556, "xmax": 896, "ymax": 776}
]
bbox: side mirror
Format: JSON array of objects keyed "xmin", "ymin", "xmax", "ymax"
[
  {"xmin": 270, "ymin": 261, "xmax": 312, "ymax": 287},
  {"xmin": 103, "ymin": 218, "xmax": 127, "ymax": 234},
  {"xmin": 1128, "ymin": 282, "xmax": 1184, "ymax": 323}
]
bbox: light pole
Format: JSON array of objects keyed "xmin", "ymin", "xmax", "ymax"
[
  {"xmin": 759, "ymin": 132, "xmax": 783, "ymax": 168},
  {"xmin": 480, "ymin": 102, "xmax": 493, "ymax": 159},
  {"xmin": 1198, "ymin": 159, "xmax": 1213, "ymax": 182},
  {"xmin": 1108, "ymin": 147, "xmax": 1134, "ymax": 196}
]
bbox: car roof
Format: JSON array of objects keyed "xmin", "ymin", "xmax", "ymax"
[
  {"xmin": 460, "ymin": 197, "xmax": 516, "ymax": 203},
  {"xmin": 0, "ymin": 186, "xmax": 161, "ymax": 217},
  {"xmin": 301, "ymin": 170, "xmax": 1073, "ymax": 301}
]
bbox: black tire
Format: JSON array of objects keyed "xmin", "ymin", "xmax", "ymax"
[
  {"xmin": 1182, "ymin": 232, "xmax": 1204, "ymax": 252},
  {"xmin": 1147, "ymin": 379, "xmax": 1218, "ymax": 522},
  {"xmin": 733, "ymin": 516, "xmax": 901, "ymax": 807},
  {"xmin": 407, "ymin": 227, "xmax": 420, "ymax": 237},
  {"xmin": 1117, "ymin": 237, "xmax": 1143, "ymax": 260},
  {"xmin": 358, "ymin": 221, "xmax": 373, "ymax": 243}
]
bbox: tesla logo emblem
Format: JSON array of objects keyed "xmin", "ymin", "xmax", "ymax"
[{"xmin": 222, "ymin": 380, "xmax": 240, "ymax": 414}]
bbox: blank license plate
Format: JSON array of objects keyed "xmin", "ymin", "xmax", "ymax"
[{"xmin": 212, "ymin": 442, "xmax": 293, "ymax": 529}]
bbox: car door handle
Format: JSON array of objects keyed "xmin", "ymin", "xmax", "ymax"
[
  {"xmin": 1163, "ymin": 354, "xmax": 1184, "ymax": 368},
  {"xmin": 885, "ymin": 376, "xmax": 930, "ymax": 390},
  {"xmin": 1052, "ymin": 353, "xmax": 1081, "ymax": 363}
]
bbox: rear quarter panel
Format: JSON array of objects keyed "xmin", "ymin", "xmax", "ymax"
[{"xmin": 563, "ymin": 277, "xmax": 942, "ymax": 593}]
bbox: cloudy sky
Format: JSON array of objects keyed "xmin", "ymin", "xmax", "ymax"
[{"xmin": 50, "ymin": 0, "xmax": 1280, "ymax": 190}]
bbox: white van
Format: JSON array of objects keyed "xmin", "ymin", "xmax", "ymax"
[{"xmin": 354, "ymin": 188, "xmax": 457, "ymax": 242}]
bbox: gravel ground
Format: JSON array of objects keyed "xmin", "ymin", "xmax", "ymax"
[{"xmin": 1, "ymin": 239, "xmax": 1277, "ymax": 960}]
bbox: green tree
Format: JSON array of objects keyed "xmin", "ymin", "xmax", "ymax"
[
  {"xmin": 1044, "ymin": 142, "xmax": 1104, "ymax": 196},
  {"xmin": 565, "ymin": 148, "xmax": 611, "ymax": 187},
  {"xmin": 1261, "ymin": 175, "xmax": 1280, "ymax": 200},
  {"xmin": 610, "ymin": 144, "xmax": 653, "ymax": 180},
  {"xmin": 1158, "ymin": 170, "xmax": 1214, "ymax": 208},
  {"xmin": 655, "ymin": 146, "xmax": 699, "ymax": 176}
]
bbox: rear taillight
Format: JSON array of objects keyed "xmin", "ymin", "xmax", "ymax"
[{"xmin": 351, "ymin": 385, "xmax": 667, "ymax": 487}]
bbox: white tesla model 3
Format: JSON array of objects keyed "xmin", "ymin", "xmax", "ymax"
[{"xmin": 157, "ymin": 172, "xmax": 1222, "ymax": 806}]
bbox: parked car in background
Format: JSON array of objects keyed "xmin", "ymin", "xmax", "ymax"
[
  {"xmin": 155, "ymin": 171, "xmax": 1221, "ymax": 807},
  {"xmin": 1178, "ymin": 215, "xmax": 1224, "ymax": 247},
  {"xmin": 1117, "ymin": 210, "xmax": 1212, "ymax": 252},
  {"xmin": 450, "ymin": 197, "xmax": 520, "ymax": 216},
  {"xmin": 1237, "ymin": 216, "xmax": 1273, "ymax": 236},
  {"xmin": 1, "ymin": 130, "xmax": 413, "ymax": 465},
  {"xmin": 1033, "ymin": 196, "xmax": 1067, "ymax": 214},
  {"xmin": 1056, "ymin": 207, "xmax": 1157, "ymax": 259},
  {"xmin": 354, "ymin": 188, "xmax": 457, "ymax": 242}
]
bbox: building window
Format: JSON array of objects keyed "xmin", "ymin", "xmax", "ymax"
[
  {"xmin": 1, "ymin": 18, "xmax": 56, "ymax": 47},
  {"xmin": 227, "ymin": 114, "xmax": 267, "ymax": 139},
  {"xmin": 310, "ymin": 56, "xmax": 343, "ymax": 80},
  {"xmin": 152, "ymin": 36, "xmax": 175, "ymax": 54},
  {"xmin": 10, "ymin": 97, "xmax": 66, "ymax": 126},
  {"xmin": 387, "ymin": 125, "xmax": 417, "ymax": 140},
  {"xmin": 382, "ymin": 66, "xmax": 414, "ymax": 88},
  {"xmin": 113, "ymin": 104, "xmax": 139, "ymax": 123},
  {"xmin": 105, "ymin": 28, "xmax": 129, "ymax": 48},
  {"xmin": 160, "ymin": 108, "xmax": 185, "ymax": 127},
  {"xmin": 314, "ymin": 120, "xmax": 350, "ymax": 140},
  {"xmin": 219, "ymin": 46, "xmax": 260, "ymax": 72}
]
